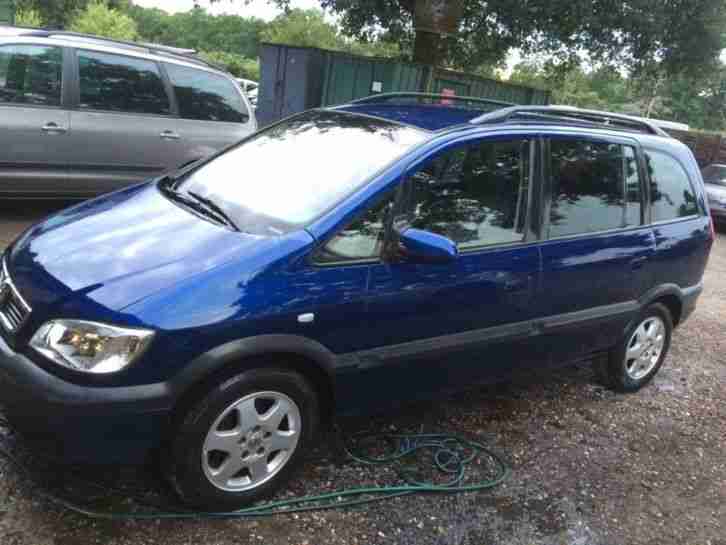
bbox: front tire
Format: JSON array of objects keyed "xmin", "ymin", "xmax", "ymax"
[
  {"xmin": 166, "ymin": 368, "xmax": 319, "ymax": 510},
  {"xmin": 604, "ymin": 303, "xmax": 673, "ymax": 392}
]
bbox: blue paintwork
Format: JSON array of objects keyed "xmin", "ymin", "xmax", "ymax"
[
  {"xmin": 399, "ymin": 228, "xmax": 458, "ymax": 263},
  {"xmin": 0, "ymin": 103, "xmax": 715, "ymax": 463}
]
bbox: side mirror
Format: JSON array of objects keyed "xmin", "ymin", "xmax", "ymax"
[{"xmin": 398, "ymin": 228, "xmax": 458, "ymax": 264}]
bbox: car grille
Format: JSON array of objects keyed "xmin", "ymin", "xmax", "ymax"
[{"xmin": 0, "ymin": 257, "xmax": 31, "ymax": 334}]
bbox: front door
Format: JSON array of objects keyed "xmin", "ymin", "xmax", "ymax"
[
  {"xmin": 360, "ymin": 135, "xmax": 542, "ymax": 408},
  {"xmin": 0, "ymin": 43, "xmax": 70, "ymax": 197}
]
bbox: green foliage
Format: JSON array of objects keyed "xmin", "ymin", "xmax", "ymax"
[
  {"xmin": 126, "ymin": 6, "xmax": 266, "ymax": 59},
  {"xmin": 15, "ymin": 8, "xmax": 44, "ymax": 27},
  {"xmin": 509, "ymin": 60, "xmax": 726, "ymax": 132},
  {"xmin": 198, "ymin": 51, "xmax": 260, "ymax": 81},
  {"xmin": 261, "ymin": 8, "xmax": 399, "ymax": 57},
  {"xmin": 266, "ymin": 0, "xmax": 726, "ymax": 74},
  {"xmin": 69, "ymin": 1, "xmax": 138, "ymax": 41}
]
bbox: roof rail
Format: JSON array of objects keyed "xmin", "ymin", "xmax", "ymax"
[
  {"xmin": 350, "ymin": 92, "xmax": 515, "ymax": 110},
  {"xmin": 470, "ymin": 105, "xmax": 670, "ymax": 137},
  {"xmin": 8, "ymin": 28, "xmax": 220, "ymax": 71}
]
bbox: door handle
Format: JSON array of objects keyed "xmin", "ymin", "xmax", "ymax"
[
  {"xmin": 41, "ymin": 122, "xmax": 67, "ymax": 134},
  {"xmin": 631, "ymin": 256, "xmax": 648, "ymax": 270},
  {"xmin": 160, "ymin": 130, "xmax": 181, "ymax": 140},
  {"xmin": 502, "ymin": 275, "xmax": 531, "ymax": 292}
]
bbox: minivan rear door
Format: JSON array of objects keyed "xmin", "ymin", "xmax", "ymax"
[
  {"xmin": 162, "ymin": 62, "xmax": 256, "ymax": 166},
  {"xmin": 536, "ymin": 133, "xmax": 656, "ymax": 365},
  {"xmin": 63, "ymin": 47, "xmax": 189, "ymax": 196}
]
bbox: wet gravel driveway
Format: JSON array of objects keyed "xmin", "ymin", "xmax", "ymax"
[{"xmin": 0, "ymin": 201, "xmax": 724, "ymax": 545}]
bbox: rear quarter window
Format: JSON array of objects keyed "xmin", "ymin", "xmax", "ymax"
[
  {"xmin": 645, "ymin": 150, "xmax": 699, "ymax": 221},
  {"xmin": 165, "ymin": 63, "xmax": 248, "ymax": 123}
]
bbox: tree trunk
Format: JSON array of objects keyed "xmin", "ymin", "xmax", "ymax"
[
  {"xmin": 410, "ymin": 0, "xmax": 464, "ymax": 66},
  {"xmin": 413, "ymin": 29, "xmax": 443, "ymax": 65}
]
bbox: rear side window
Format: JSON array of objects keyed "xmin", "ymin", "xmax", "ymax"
[
  {"xmin": 165, "ymin": 63, "xmax": 248, "ymax": 123},
  {"xmin": 645, "ymin": 150, "xmax": 699, "ymax": 221},
  {"xmin": 78, "ymin": 50, "xmax": 171, "ymax": 115},
  {"xmin": 404, "ymin": 138, "xmax": 532, "ymax": 249},
  {"xmin": 548, "ymin": 139, "xmax": 642, "ymax": 238},
  {"xmin": 0, "ymin": 45, "xmax": 62, "ymax": 106}
]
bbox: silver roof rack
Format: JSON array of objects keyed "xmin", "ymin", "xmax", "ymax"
[
  {"xmin": 350, "ymin": 92, "xmax": 515, "ymax": 110},
  {"xmin": 470, "ymin": 105, "xmax": 669, "ymax": 137},
  {"xmin": 5, "ymin": 27, "xmax": 219, "ymax": 70}
]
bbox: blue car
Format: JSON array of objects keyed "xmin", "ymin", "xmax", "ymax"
[{"xmin": 0, "ymin": 95, "xmax": 714, "ymax": 509}]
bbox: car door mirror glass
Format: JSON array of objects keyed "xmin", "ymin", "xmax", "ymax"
[{"xmin": 398, "ymin": 228, "xmax": 458, "ymax": 264}]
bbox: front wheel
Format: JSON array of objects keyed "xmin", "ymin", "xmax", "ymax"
[
  {"xmin": 165, "ymin": 368, "xmax": 319, "ymax": 510},
  {"xmin": 604, "ymin": 303, "xmax": 673, "ymax": 392}
]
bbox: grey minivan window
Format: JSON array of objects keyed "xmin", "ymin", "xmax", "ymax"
[
  {"xmin": 175, "ymin": 110, "xmax": 426, "ymax": 233},
  {"xmin": 548, "ymin": 139, "xmax": 642, "ymax": 238},
  {"xmin": 78, "ymin": 50, "xmax": 171, "ymax": 115},
  {"xmin": 0, "ymin": 45, "xmax": 62, "ymax": 106},
  {"xmin": 646, "ymin": 150, "xmax": 698, "ymax": 221},
  {"xmin": 165, "ymin": 63, "xmax": 248, "ymax": 123}
]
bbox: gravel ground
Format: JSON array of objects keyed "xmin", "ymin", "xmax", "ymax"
[{"xmin": 0, "ymin": 201, "xmax": 724, "ymax": 545}]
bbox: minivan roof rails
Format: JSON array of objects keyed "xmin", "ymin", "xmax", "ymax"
[
  {"xmin": 7, "ymin": 27, "xmax": 220, "ymax": 71},
  {"xmin": 350, "ymin": 92, "xmax": 515, "ymax": 111},
  {"xmin": 470, "ymin": 105, "xmax": 670, "ymax": 137}
]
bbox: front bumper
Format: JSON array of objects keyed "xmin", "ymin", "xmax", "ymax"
[{"xmin": 0, "ymin": 334, "xmax": 172, "ymax": 463}]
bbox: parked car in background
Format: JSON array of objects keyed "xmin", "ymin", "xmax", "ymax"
[
  {"xmin": 0, "ymin": 26, "xmax": 256, "ymax": 199},
  {"xmin": 0, "ymin": 97, "xmax": 713, "ymax": 510},
  {"xmin": 236, "ymin": 78, "xmax": 258, "ymax": 109},
  {"xmin": 701, "ymin": 163, "xmax": 726, "ymax": 224}
]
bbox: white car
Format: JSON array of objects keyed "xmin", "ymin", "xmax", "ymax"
[
  {"xmin": 237, "ymin": 78, "xmax": 258, "ymax": 109},
  {"xmin": 701, "ymin": 164, "xmax": 726, "ymax": 224}
]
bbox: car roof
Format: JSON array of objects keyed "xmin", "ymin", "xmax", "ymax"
[
  {"xmin": 0, "ymin": 26, "xmax": 228, "ymax": 74},
  {"xmin": 332, "ymin": 93, "xmax": 672, "ymax": 139}
]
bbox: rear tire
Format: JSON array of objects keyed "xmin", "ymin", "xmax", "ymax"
[
  {"xmin": 165, "ymin": 367, "xmax": 319, "ymax": 510},
  {"xmin": 604, "ymin": 303, "xmax": 673, "ymax": 392}
]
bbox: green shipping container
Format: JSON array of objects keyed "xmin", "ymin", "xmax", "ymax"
[
  {"xmin": 319, "ymin": 51, "xmax": 550, "ymax": 107},
  {"xmin": 258, "ymin": 43, "xmax": 550, "ymax": 126},
  {"xmin": 0, "ymin": 0, "xmax": 14, "ymax": 25}
]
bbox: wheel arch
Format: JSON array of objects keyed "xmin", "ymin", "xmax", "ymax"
[
  {"xmin": 167, "ymin": 335, "xmax": 338, "ymax": 433},
  {"xmin": 638, "ymin": 284, "xmax": 684, "ymax": 326}
]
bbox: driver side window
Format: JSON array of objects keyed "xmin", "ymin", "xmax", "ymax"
[
  {"xmin": 315, "ymin": 195, "xmax": 395, "ymax": 264},
  {"xmin": 401, "ymin": 138, "xmax": 532, "ymax": 249}
]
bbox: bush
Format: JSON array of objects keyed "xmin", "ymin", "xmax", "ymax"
[
  {"xmin": 69, "ymin": 1, "xmax": 138, "ymax": 41},
  {"xmin": 198, "ymin": 51, "xmax": 260, "ymax": 81}
]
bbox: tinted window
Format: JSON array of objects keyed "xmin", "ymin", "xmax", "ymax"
[
  {"xmin": 317, "ymin": 195, "xmax": 394, "ymax": 263},
  {"xmin": 78, "ymin": 50, "xmax": 170, "ymax": 115},
  {"xmin": 176, "ymin": 110, "xmax": 425, "ymax": 233},
  {"xmin": 647, "ymin": 151, "xmax": 699, "ymax": 220},
  {"xmin": 0, "ymin": 45, "xmax": 62, "ymax": 106},
  {"xmin": 165, "ymin": 63, "xmax": 248, "ymax": 123},
  {"xmin": 548, "ymin": 140, "xmax": 642, "ymax": 238},
  {"xmin": 403, "ymin": 139, "xmax": 531, "ymax": 249}
]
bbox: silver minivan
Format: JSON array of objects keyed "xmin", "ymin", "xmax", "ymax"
[{"xmin": 0, "ymin": 27, "xmax": 256, "ymax": 199}]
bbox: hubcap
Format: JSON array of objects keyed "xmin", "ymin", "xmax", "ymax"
[
  {"xmin": 202, "ymin": 391, "xmax": 301, "ymax": 492},
  {"xmin": 625, "ymin": 316, "xmax": 666, "ymax": 380}
]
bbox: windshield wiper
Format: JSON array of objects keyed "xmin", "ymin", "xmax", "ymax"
[
  {"xmin": 159, "ymin": 183, "xmax": 239, "ymax": 231},
  {"xmin": 187, "ymin": 191, "xmax": 240, "ymax": 231}
]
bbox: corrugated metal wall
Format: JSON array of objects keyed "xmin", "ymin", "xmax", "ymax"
[
  {"xmin": 258, "ymin": 43, "xmax": 551, "ymax": 126},
  {"xmin": 0, "ymin": 0, "xmax": 14, "ymax": 25}
]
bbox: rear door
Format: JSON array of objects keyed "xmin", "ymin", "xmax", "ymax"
[
  {"xmin": 537, "ymin": 133, "xmax": 655, "ymax": 365},
  {"xmin": 64, "ymin": 48, "xmax": 187, "ymax": 195},
  {"xmin": 0, "ymin": 42, "xmax": 70, "ymax": 197},
  {"xmin": 163, "ymin": 62, "xmax": 255, "ymax": 164}
]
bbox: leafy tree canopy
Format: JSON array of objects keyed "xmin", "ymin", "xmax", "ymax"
[
  {"xmin": 268, "ymin": 0, "xmax": 726, "ymax": 74},
  {"xmin": 69, "ymin": 1, "xmax": 138, "ymax": 41}
]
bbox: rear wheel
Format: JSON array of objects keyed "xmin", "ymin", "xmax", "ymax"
[
  {"xmin": 603, "ymin": 303, "xmax": 673, "ymax": 392},
  {"xmin": 165, "ymin": 368, "xmax": 319, "ymax": 510}
]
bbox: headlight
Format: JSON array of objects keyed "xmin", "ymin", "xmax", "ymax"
[{"xmin": 30, "ymin": 320, "xmax": 154, "ymax": 374}]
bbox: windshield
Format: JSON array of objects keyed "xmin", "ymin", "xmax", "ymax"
[
  {"xmin": 702, "ymin": 165, "xmax": 726, "ymax": 187},
  {"xmin": 176, "ymin": 110, "xmax": 427, "ymax": 234}
]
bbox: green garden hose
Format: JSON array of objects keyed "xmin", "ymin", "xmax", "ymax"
[{"xmin": 0, "ymin": 428, "xmax": 510, "ymax": 520}]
